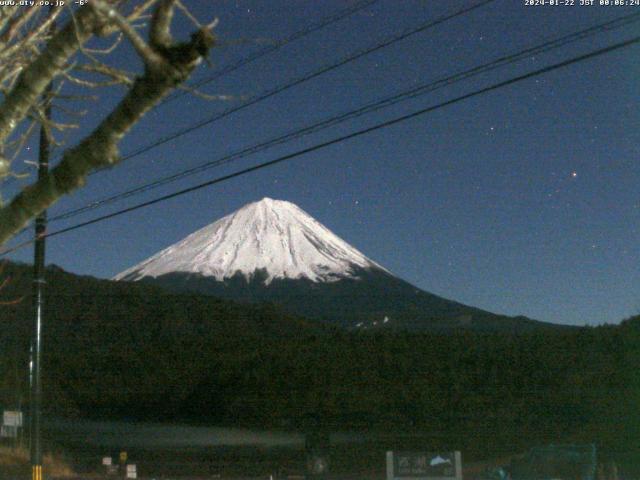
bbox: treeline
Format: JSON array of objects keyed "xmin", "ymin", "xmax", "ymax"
[
  {"xmin": 0, "ymin": 261, "xmax": 638, "ymax": 461},
  {"xmin": 174, "ymin": 324, "xmax": 640, "ymax": 460}
]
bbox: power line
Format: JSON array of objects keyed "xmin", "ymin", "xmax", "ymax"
[
  {"xmin": 1, "ymin": 0, "xmax": 380, "ymax": 188},
  {"xmin": 49, "ymin": 11, "xmax": 640, "ymax": 223},
  {"xmin": 2, "ymin": 0, "xmax": 498, "ymax": 241},
  {"xmin": 2, "ymin": 34, "xmax": 636, "ymax": 257},
  {"xmin": 161, "ymin": 0, "xmax": 381, "ymax": 106},
  {"xmin": 88, "ymin": 0, "xmax": 497, "ymax": 176}
]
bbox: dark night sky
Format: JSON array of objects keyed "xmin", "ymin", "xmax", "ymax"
[{"xmin": 3, "ymin": 0, "xmax": 639, "ymax": 326}]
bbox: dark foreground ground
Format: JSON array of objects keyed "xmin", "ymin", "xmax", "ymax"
[
  {"xmin": 2, "ymin": 420, "xmax": 638, "ymax": 480},
  {"xmin": 1, "ymin": 443, "xmax": 637, "ymax": 480}
]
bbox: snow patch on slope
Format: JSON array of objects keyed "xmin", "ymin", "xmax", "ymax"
[{"xmin": 114, "ymin": 198, "xmax": 389, "ymax": 284}]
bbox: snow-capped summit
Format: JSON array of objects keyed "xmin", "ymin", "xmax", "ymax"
[
  {"xmin": 114, "ymin": 197, "xmax": 389, "ymax": 284},
  {"xmin": 112, "ymin": 198, "xmax": 556, "ymax": 333}
]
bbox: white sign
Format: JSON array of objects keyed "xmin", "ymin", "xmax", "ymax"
[
  {"xmin": 3, "ymin": 411, "xmax": 22, "ymax": 427},
  {"xmin": 387, "ymin": 451, "xmax": 462, "ymax": 480},
  {"xmin": 102, "ymin": 457, "xmax": 112, "ymax": 466},
  {"xmin": 126, "ymin": 464, "xmax": 137, "ymax": 479}
]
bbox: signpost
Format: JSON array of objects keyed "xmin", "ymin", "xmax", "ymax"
[
  {"xmin": 126, "ymin": 464, "xmax": 137, "ymax": 479},
  {"xmin": 386, "ymin": 451, "xmax": 462, "ymax": 480},
  {"xmin": 3, "ymin": 410, "xmax": 22, "ymax": 427},
  {"xmin": 1, "ymin": 410, "xmax": 23, "ymax": 442}
]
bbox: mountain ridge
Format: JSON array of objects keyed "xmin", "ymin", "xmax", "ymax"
[
  {"xmin": 135, "ymin": 267, "xmax": 564, "ymax": 333},
  {"xmin": 115, "ymin": 197, "xmax": 388, "ymax": 284},
  {"xmin": 114, "ymin": 198, "xmax": 567, "ymax": 333}
]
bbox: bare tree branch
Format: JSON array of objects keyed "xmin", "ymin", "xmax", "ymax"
[
  {"xmin": 177, "ymin": 85, "xmax": 246, "ymax": 102},
  {"xmin": 150, "ymin": 0, "xmax": 175, "ymax": 49},
  {"xmin": 0, "ymin": 6, "xmax": 38, "ymax": 45},
  {"xmin": 127, "ymin": 0, "xmax": 161, "ymax": 22},
  {"xmin": 92, "ymin": 0, "xmax": 165, "ymax": 68},
  {"xmin": 0, "ymin": 7, "xmax": 61, "ymax": 64},
  {"xmin": 0, "ymin": 5, "xmax": 102, "ymax": 145},
  {"xmin": 76, "ymin": 63, "xmax": 134, "ymax": 85},
  {"xmin": 0, "ymin": 2, "xmax": 215, "ymax": 244},
  {"xmin": 83, "ymin": 32, "xmax": 124, "ymax": 55}
]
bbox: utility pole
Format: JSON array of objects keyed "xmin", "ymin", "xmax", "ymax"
[
  {"xmin": 30, "ymin": 10, "xmax": 56, "ymax": 478},
  {"xmin": 30, "ymin": 80, "xmax": 52, "ymax": 480}
]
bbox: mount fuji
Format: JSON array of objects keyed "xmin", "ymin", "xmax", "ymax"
[
  {"xmin": 115, "ymin": 198, "xmax": 559, "ymax": 333},
  {"xmin": 115, "ymin": 197, "xmax": 388, "ymax": 285}
]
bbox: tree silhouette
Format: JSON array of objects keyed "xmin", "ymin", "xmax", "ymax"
[{"xmin": 0, "ymin": 0, "xmax": 216, "ymax": 245}]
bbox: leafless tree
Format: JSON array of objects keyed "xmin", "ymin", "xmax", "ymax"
[{"xmin": 0, "ymin": 0, "xmax": 216, "ymax": 245}]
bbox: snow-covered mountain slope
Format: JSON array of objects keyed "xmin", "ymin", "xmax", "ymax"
[
  {"xmin": 113, "ymin": 198, "xmax": 562, "ymax": 333},
  {"xmin": 114, "ymin": 198, "xmax": 390, "ymax": 284}
]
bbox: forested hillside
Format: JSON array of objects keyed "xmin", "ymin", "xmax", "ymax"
[{"xmin": 0, "ymin": 262, "xmax": 638, "ymax": 462}]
